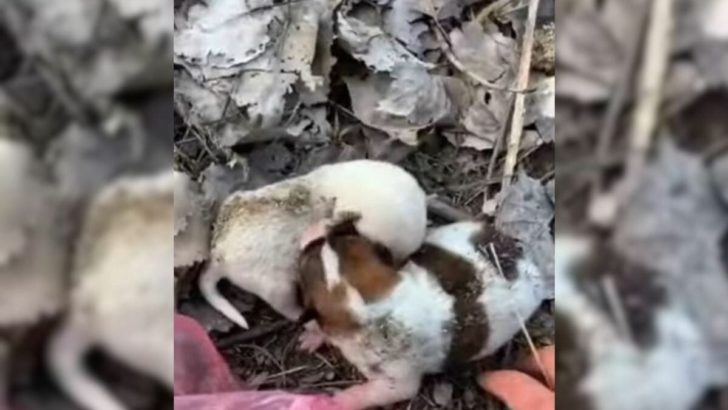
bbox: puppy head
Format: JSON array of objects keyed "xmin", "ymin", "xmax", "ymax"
[{"xmin": 297, "ymin": 218, "xmax": 400, "ymax": 335}]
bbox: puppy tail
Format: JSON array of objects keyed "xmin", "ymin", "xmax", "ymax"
[
  {"xmin": 47, "ymin": 321, "xmax": 126, "ymax": 410},
  {"xmin": 199, "ymin": 266, "xmax": 249, "ymax": 329}
]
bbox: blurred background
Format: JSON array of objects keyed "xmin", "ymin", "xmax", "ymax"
[
  {"xmin": 0, "ymin": 0, "xmax": 172, "ymax": 409},
  {"xmin": 556, "ymin": 0, "xmax": 728, "ymax": 409}
]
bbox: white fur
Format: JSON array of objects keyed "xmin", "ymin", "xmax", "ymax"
[
  {"xmin": 48, "ymin": 171, "xmax": 174, "ymax": 410},
  {"xmin": 329, "ymin": 263, "xmax": 454, "ymax": 410},
  {"xmin": 337, "ymin": 263, "xmax": 455, "ymax": 376},
  {"xmin": 423, "ymin": 222, "xmax": 547, "ymax": 358},
  {"xmin": 202, "ymin": 160, "xmax": 427, "ymax": 327},
  {"xmin": 321, "ymin": 243, "xmax": 342, "ymax": 289},
  {"xmin": 311, "ymin": 161, "xmax": 427, "ymax": 262},
  {"xmin": 323, "ymin": 222, "xmax": 548, "ymax": 409},
  {"xmin": 174, "ymin": 170, "xmax": 210, "ymax": 268},
  {"xmin": 555, "ymin": 235, "xmax": 713, "ymax": 410}
]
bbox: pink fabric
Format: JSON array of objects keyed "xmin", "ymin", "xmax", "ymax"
[
  {"xmin": 174, "ymin": 313, "xmax": 346, "ymax": 410},
  {"xmin": 174, "ymin": 392, "xmax": 345, "ymax": 410},
  {"xmin": 174, "ymin": 314, "xmax": 241, "ymax": 395}
]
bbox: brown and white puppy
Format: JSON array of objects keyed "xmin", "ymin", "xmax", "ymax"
[
  {"xmin": 199, "ymin": 160, "xmax": 427, "ymax": 329},
  {"xmin": 298, "ymin": 221, "xmax": 549, "ymax": 410}
]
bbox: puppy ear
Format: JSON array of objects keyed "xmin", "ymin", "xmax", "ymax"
[
  {"xmin": 371, "ymin": 243, "xmax": 395, "ymax": 267},
  {"xmin": 326, "ymin": 211, "xmax": 362, "ymax": 238}
]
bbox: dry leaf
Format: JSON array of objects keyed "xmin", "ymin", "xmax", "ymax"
[
  {"xmin": 336, "ymin": 0, "xmax": 432, "ymax": 72},
  {"xmin": 431, "ymin": 382, "xmax": 453, "ymax": 407},
  {"xmin": 555, "ymin": 11, "xmax": 622, "ymax": 102},
  {"xmin": 174, "ymin": 0, "xmax": 333, "ymax": 147},
  {"xmin": 0, "ymin": 139, "xmax": 68, "ymax": 326},
  {"xmin": 174, "ymin": 171, "xmax": 211, "ymax": 268},
  {"xmin": 496, "ymin": 173, "xmax": 554, "ymax": 298},
  {"xmin": 0, "ymin": 0, "xmax": 171, "ymax": 103},
  {"xmin": 344, "ymin": 66, "xmax": 452, "ymax": 145},
  {"xmin": 525, "ymin": 75, "xmax": 555, "ymax": 142},
  {"xmin": 450, "ymin": 21, "xmax": 518, "ymax": 85},
  {"xmin": 48, "ymin": 116, "xmax": 169, "ymax": 204}
]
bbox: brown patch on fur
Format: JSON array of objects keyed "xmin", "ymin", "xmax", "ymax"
[
  {"xmin": 411, "ymin": 244, "xmax": 488, "ymax": 367},
  {"xmin": 472, "ymin": 225, "xmax": 522, "ymax": 281},
  {"xmin": 298, "ymin": 241, "xmax": 361, "ymax": 336},
  {"xmin": 297, "ymin": 223, "xmax": 401, "ymax": 336},
  {"xmin": 573, "ymin": 242, "xmax": 665, "ymax": 348},
  {"xmin": 327, "ymin": 235, "xmax": 400, "ymax": 303}
]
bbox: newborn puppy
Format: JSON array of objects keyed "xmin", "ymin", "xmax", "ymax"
[
  {"xmin": 200, "ymin": 160, "xmax": 427, "ymax": 329},
  {"xmin": 47, "ymin": 171, "xmax": 173, "ymax": 410},
  {"xmin": 298, "ymin": 221, "xmax": 549, "ymax": 410}
]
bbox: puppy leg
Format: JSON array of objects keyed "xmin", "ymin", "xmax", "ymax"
[
  {"xmin": 333, "ymin": 374, "xmax": 421, "ymax": 410},
  {"xmin": 265, "ymin": 283, "xmax": 303, "ymax": 322},
  {"xmin": 298, "ymin": 320, "xmax": 327, "ymax": 352}
]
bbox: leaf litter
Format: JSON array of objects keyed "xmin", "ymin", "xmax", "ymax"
[
  {"xmin": 174, "ymin": 0, "xmax": 555, "ymax": 409},
  {"xmin": 0, "ymin": 0, "xmax": 172, "ymax": 408},
  {"xmin": 556, "ymin": 0, "xmax": 728, "ymax": 408}
]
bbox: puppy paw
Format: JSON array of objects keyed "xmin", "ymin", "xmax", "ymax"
[{"xmin": 298, "ymin": 322, "xmax": 326, "ymax": 352}]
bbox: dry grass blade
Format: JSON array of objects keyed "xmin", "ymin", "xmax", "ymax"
[
  {"xmin": 238, "ymin": 344, "xmax": 286, "ymax": 374},
  {"xmin": 600, "ymin": 275, "xmax": 634, "ymax": 343},
  {"xmin": 590, "ymin": 0, "xmax": 674, "ymax": 227},
  {"xmin": 487, "ymin": 243, "xmax": 552, "ymax": 389},
  {"xmin": 427, "ymin": 195, "xmax": 474, "ymax": 221},
  {"xmin": 501, "ymin": 0, "xmax": 541, "ymax": 189}
]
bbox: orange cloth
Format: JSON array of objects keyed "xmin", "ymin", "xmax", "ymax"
[{"xmin": 479, "ymin": 345, "xmax": 555, "ymax": 410}]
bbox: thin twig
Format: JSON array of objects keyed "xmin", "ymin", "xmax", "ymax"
[
  {"xmin": 632, "ymin": 0, "xmax": 674, "ymax": 161},
  {"xmin": 501, "ymin": 0, "xmax": 541, "ymax": 189},
  {"xmin": 266, "ymin": 365, "xmax": 310, "ymax": 380},
  {"xmin": 238, "ymin": 344, "xmax": 286, "ymax": 374},
  {"xmin": 589, "ymin": 4, "xmax": 649, "ymax": 196},
  {"xmin": 218, "ymin": 320, "xmax": 289, "ymax": 347},
  {"xmin": 599, "ymin": 0, "xmax": 674, "ymax": 227},
  {"xmin": 600, "ymin": 276, "xmax": 634, "ymax": 343},
  {"xmin": 484, "ymin": 105, "xmax": 513, "ymax": 203},
  {"xmin": 488, "ymin": 242, "xmax": 552, "ymax": 389},
  {"xmin": 427, "ymin": 195, "xmax": 474, "ymax": 222}
]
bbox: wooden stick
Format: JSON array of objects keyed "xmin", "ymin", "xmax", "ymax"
[
  {"xmin": 488, "ymin": 243, "xmax": 552, "ymax": 389},
  {"xmin": 427, "ymin": 195, "xmax": 474, "ymax": 222},
  {"xmin": 595, "ymin": 0, "xmax": 674, "ymax": 227},
  {"xmin": 501, "ymin": 0, "xmax": 541, "ymax": 189}
]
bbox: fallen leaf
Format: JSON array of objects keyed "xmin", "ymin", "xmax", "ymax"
[
  {"xmin": 525, "ymin": 75, "xmax": 555, "ymax": 142},
  {"xmin": 200, "ymin": 160, "xmax": 257, "ymax": 207},
  {"xmin": 174, "ymin": 0, "xmax": 334, "ymax": 147},
  {"xmin": 336, "ymin": 0, "xmax": 432, "ymax": 72},
  {"xmin": 0, "ymin": 0, "xmax": 171, "ymax": 103},
  {"xmin": 450, "ymin": 21, "xmax": 518, "ymax": 85},
  {"xmin": 344, "ymin": 66, "xmax": 453, "ymax": 145},
  {"xmin": 496, "ymin": 173, "xmax": 554, "ymax": 298},
  {"xmin": 431, "ymin": 381, "xmax": 453, "ymax": 407},
  {"xmin": 0, "ymin": 140, "xmax": 68, "ymax": 326},
  {"xmin": 174, "ymin": 171, "xmax": 211, "ymax": 268},
  {"xmin": 555, "ymin": 10, "xmax": 622, "ymax": 102}
]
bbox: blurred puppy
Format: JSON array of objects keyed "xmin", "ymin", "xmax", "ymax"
[
  {"xmin": 297, "ymin": 220, "xmax": 550, "ymax": 410},
  {"xmin": 199, "ymin": 160, "xmax": 427, "ymax": 329}
]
